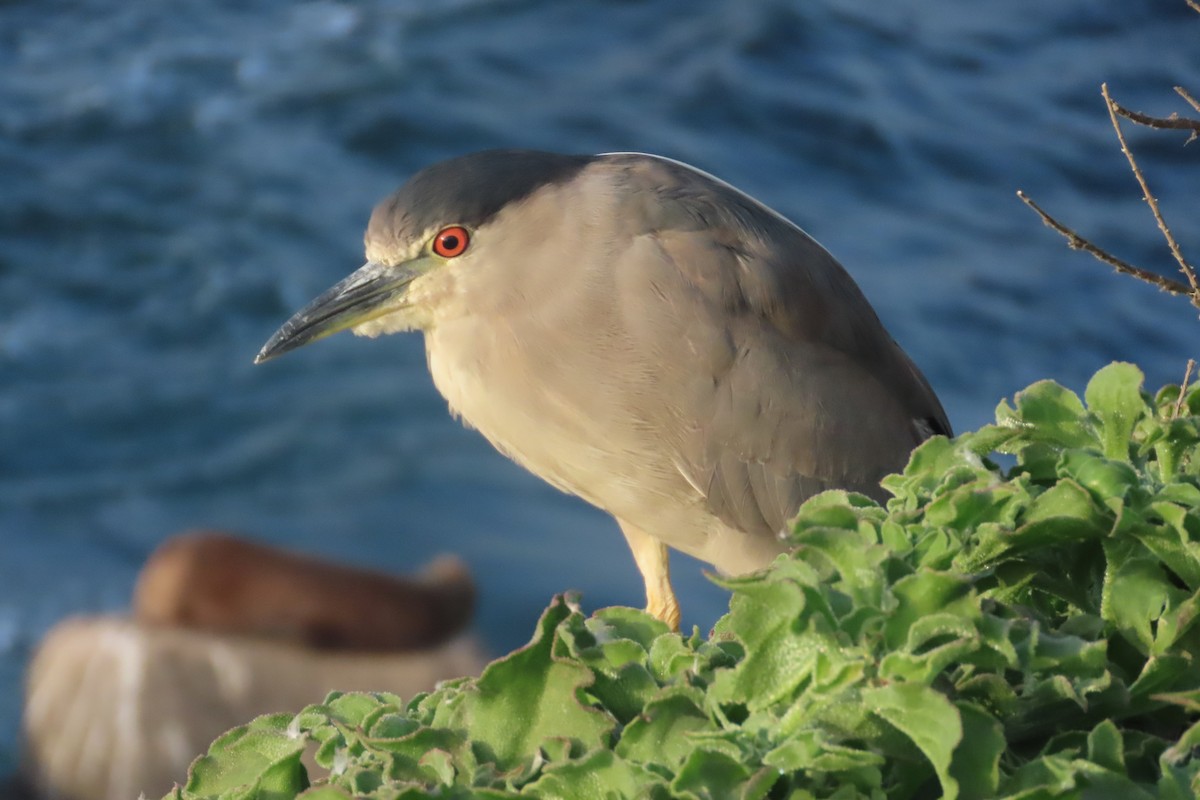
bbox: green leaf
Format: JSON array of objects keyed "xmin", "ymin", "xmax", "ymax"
[
  {"xmin": 1103, "ymin": 553, "xmax": 1175, "ymax": 654},
  {"xmin": 647, "ymin": 634, "xmax": 695, "ymax": 684},
  {"xmin": 884, "ymin": 571, "xmax": 976, "ymax": 650},
  {"xmin": 861, "ymin": 683, "xmax": 962, "ymax": 800},
  {"xmin": 362, "ymin": 726, "xmax": 463, "ymax": 760},
  {"xmin": 584, "ymin": 661, "xmax": 659, "ymax": 725},
  {"xmin": 416, "ymin": 749, "xmax": 456, "ymax": 786},
  {"xmin": 788, "ymin": 525, "xmax": 889, "ymax": 606},
  {"xmin": 1151, "ymin": 586, "xmax": 1200, "ymax": 655},
  {"xmin": 882, "ymin": 436, "xmax": 974, "ymax": 505},
  {"xmin": 880, "ymin": 629, "xmax": 980, "ymax": 684},
  {"xmin": 325, "ymin": 692, "xmax": 387, "ymax": 728},
  {"xmin": 1085, "ymin": 362, "xmax": 1146, "ymax": 462},
  {"xmin": 295, "ymin": 788, "xmax": 352, "ymax": 800},
  {"xmin": 561, "ymin": 611, "xmax": 662, "ymax": 723},
  {"xmin": 1023, "ymin": 479, "xmax": 1106, "ymax": 525},
  {"xmin": 669, "ymin": 749, "xmax": 756, "ymax": 800},
  {"xmin": 615, "ymin": 689, "xmax": 714, "ymax": 768},
  {"xmin": 1004, "ymin": 380, "xmax": 1095, "ymax": 449},
  {"xmin": 1155, "ymin": 483, "xmax": 1200, "ymax": 509},
  {"xmin": 437, "ymin": 596, "xmax": 615, "ymax": 772},
  {"xmin": 1058, "ymin": 450, "xmax": 1139, "ymax": 505},
  {"xmin": 709, "ymin": 576, "xmax": 832, "ymax": 710},
  {"xmin": 365, "ymin": 713, "xmax": 418, "ymax": 740},
  {"xmin": 959, "ymin": 424, "xmax": 1024, "ymax": 457},
  {"xmin": 184, "ymin": 714, "xmax": 308, "ymax": 799},
  {"xmin": 585, "ymin": 606, "xmax": 670, "ymax": 650},
  {"xmin": 1012, "ymin": 441, "xmax": 1063, "ymax": 483},
  {"xmin": 1087, "ymin": 719, "xmax": 1125, "ymax": 774},
  {"xmin": 763, "ymin": 729, "xmax": 885, "ymax": 772},
  {"xmin": 948, "ymin": 703, "xmax": 1003, "ymax": 800},
  {"xmin": 1129, "ymin": 654, "xmax": 1194, "ymax": 701},
  {"xmin": 527, "ymin": 750, "xmax": 665, "ymax": 799},
  {"xmin": 925, "ymin": 481, "xmax": 1026, "ymax": 531},
  {"xmin": 1141, "ymin": 502, "xmax": 1200, "ymax": 590},
  {"xmin": 1162, "ymin": 717, "xmax": 1200, "ymax": 765}
]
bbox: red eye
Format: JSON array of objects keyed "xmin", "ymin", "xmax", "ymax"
[{"xmin": 432, "ymin": 226, "xmax": 470, "ymax": 258}]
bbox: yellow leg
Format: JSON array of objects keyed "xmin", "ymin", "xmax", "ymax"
[{"xmin": 618, "ymin": 522, "xmax": 681, "ymax": 631}]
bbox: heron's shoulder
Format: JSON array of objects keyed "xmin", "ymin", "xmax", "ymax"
[
  {"xmin": 592, "ymin": 153, "xmax": 801, "ymax": 235},
  {"xmin": 597, "ymin": 155, "xmax": 875, "ymax": 340}
]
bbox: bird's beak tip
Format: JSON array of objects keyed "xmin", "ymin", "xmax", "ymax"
[
  {"xmin": 253, "ymin": 338, "xmax": 278, "ymax": 365},
  {"xmin": 254, "ymin": 328, "xmax": 298, "ymax": 365}
]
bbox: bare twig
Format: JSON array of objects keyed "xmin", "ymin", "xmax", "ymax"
[
  {"xmin": 1102, "ymin": 82, "xmax": 1200, "ymax": 308},
  {"xmin": 1016, "ymin": 190, "xmax": 1194, "ymax": 296},
  {"xmin": 1172, "ymin": 359, "xmax": 1196, "ymax": 420},
  {"xmin": 1178, "ymin": 86, "xmax": 1200, "ymax": 115},
  {"xmin": 1189, "ymin": 0, "xmax": 1200, "ymax": 14},
  {"xmin": 1106, "ymin": 94, "xmax": 1200, "ymax": 133}
]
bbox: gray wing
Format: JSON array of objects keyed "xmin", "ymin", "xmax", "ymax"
[{"xmin": 606, "ymin": 155, "xmax": 950, "ymax": 541}]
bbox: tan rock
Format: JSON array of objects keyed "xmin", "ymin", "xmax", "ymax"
[{"xmin": 21, "ymin": 615, "xmax": 486, "ymax": 800}]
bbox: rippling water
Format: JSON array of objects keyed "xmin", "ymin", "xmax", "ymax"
[{"xmin": 2, "ymin": 0, "xmax": 1198, "ymax": 774}]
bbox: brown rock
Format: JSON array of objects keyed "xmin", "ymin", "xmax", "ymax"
[{"xmin": 133, "ymin": 531, "xmax": 475, "ymax": 651}]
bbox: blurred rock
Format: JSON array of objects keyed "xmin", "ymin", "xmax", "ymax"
[
  {"xmin": 134, "ymin": 531, "xmax": 476, "ymax": 651},
  {"xmin": 20, "ymin": 533, "xmax": 488, "ymax": 800}
]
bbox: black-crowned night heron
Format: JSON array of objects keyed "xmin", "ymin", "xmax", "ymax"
[{"xmin": 257, "ymin": 150, "xmax": 950, "ymax": 630}]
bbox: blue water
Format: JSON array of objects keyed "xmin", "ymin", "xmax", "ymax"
[{"xmin": 2, "ymin": 0, "xmax": 1198, "ymax": 775}]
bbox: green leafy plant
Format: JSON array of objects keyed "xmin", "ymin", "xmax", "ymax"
[{"xmin": 169, "ymin": 363, "xmax": 1200, "ymax": 800}]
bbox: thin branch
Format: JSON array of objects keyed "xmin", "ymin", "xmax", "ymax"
[
  {"xmin": 1189, "ymin": 0, "xmax": 1200, "ymax": 14},
  {"xmin": 1172, "ymin": 359, "xmax": 1196, "ymax": 420},
  {"xmin": 1106, "ymin": 95, "xmax": 1200, "ymax": 133},
  {"xmin": 1102, "ymin": 82, "xmax": 1200, "ymax": 308},
  {"xmin": 1016, "ymin": 190, "xmax": 1194, "ymax": 296},
  {"xmin": 1177, "ymin": 86, "xmax": 1200, "ymax": 115}
]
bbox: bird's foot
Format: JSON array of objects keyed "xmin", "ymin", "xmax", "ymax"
[
  {"xmin": 646, "ymin": 594, "xmax": 681, "ymax": 632},
  {"xmin": 619, "ymin": 521, "xmax": 682, "ymax": 632}
]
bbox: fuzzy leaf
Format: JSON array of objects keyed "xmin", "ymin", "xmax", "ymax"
[
  {"xmin": 948, "ymin": 703, "xmax": 1003, "ymax": 800},
  {"xmin": 184, "ymin": 714, "xmax": 307, "ymax": 798},
  {"xmin": 1003, "ymin": 380, "xmax": 1095, "ymax": 449},
  {"xmin": 527, "ymin": 750, "xmax": 664, "ymax": 799},
  {"xmin": 862, "ymin": 683, "xmax": 962, "ymax": 800},
  {"xmin": 1085, "ymin": 362, "xmax": 1147, "ymax": 462},
  {"xmin": 615, "ymin": 689, "xmax": 714, "ymax": 767},
  {"xmin": 437, "ymin": 597, "xmax": 615, "ymax": 771}
]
